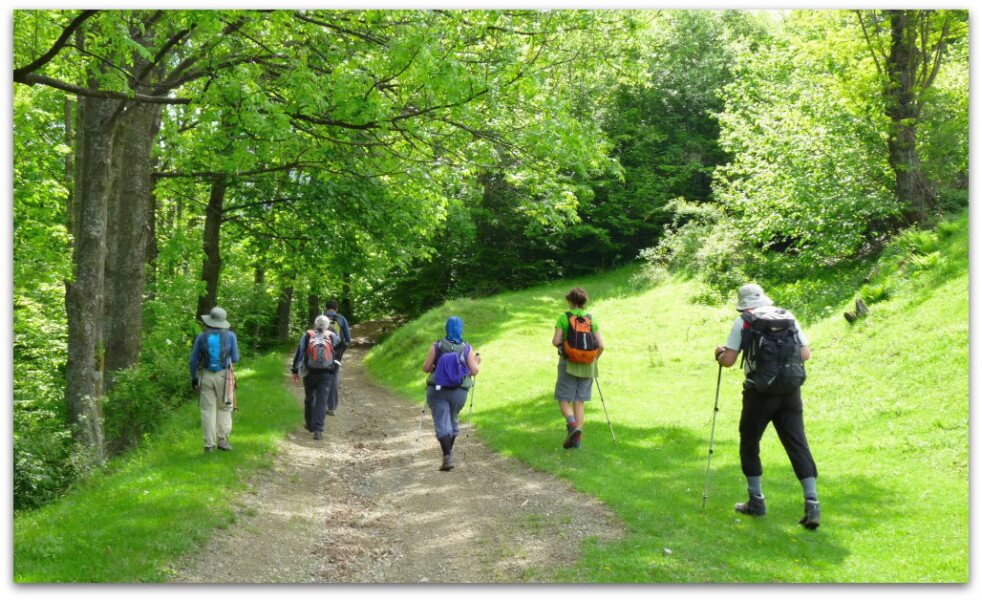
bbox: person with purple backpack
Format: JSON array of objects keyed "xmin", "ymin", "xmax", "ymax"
[{"xmin": 421, "ymin": 316, "xmax": 482, "ymax": 471}]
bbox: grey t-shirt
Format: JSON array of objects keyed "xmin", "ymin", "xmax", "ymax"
[{"xmin": 723, "ymin": 306, "xmax": 809, "ymax": 377}]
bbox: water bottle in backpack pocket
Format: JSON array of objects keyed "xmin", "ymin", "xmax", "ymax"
[{"xmin": 426, "ymin": 340, "xmax": 472, "ymax": 390}]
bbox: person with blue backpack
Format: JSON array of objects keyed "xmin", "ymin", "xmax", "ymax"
[
  {"xmin": 190, "ymin": 307, "xmax": 240, "ymax": 452},
  {"xmin": 421, "ymin": 316, "xmax": 481, "ymax": 471},
  {"xmin": 292, "ymin": 315, "xmax": 343, "ymax": 441}
]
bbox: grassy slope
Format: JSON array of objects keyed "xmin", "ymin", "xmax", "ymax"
[
  {"xmin": 365, "ymin": 213, "xmax": 968, "ymax": 583},
  {"xmin": 14, "ymin": 352, "xmax": 301, "ymax": 582}
]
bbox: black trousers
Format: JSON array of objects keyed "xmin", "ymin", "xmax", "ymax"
[
  {"xmin": 739, "ymin": 386, "xmax": 818, "ymax": 480},
  {"xmin": 303, "ymin": 370, "xmax": 335, "ymax": 433}
]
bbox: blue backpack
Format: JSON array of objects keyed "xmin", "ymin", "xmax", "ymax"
[
  {"xmin": 201, "ymin": 329, "xmax": 230, "ymax": 372},
  {"xmin": 427, "ymin": 340, "xmax": 473, "ymax": 390}
]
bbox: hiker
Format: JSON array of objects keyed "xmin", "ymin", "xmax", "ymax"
[
  {"xmin": 421, "ymin": 316, "xmax": 481, "ymax": 471},
  {"xmin": 714, "ymin": 283, "xmax": 821, "ymax": 529},
  {"xmin": 190, "ymin": 306, "xmax": 241, "ymax": 452},
  {"xmin": 551, "ymin": 287, "xmax": 604, "ymax": 449},
  {"xmin": 292, "ymin": 315, "xmax": 343, "ymax": 440},
  {"xmin": 324, "ymin": 299, "xmax": 351, "ymax": 416}
]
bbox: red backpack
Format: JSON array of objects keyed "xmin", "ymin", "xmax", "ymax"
[
  {"xmin": 562, "ymin": 312, "xmax": 600, "ymax": 364},
  {"xmin": 305, "ymin": 329, "xmax": 335, "ymax": 370}
]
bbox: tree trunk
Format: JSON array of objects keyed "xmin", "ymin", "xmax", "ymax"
[
  {"xmin": 103, "ymin": 102, "xmax": 163, "ymax": 380},
  {"xmin": 197, "ymin": 177, "xmax": 228, "ymax": 318},
  {"xmin": 307, "ymin": 289, "xmax": 320, "ymax": 327},
  {"xmin": 65, "ymin": 91, "xmax": 118, "ymax": 464},
  {"xmin": 146, "ymin": 177, "xmax": 159, "ymax": 299},
  {"xmin": 64, "ymin": 97, "xmax": 76, "ymax": 243},
  {"xmin": 885, "ymin": 10, "xmax": 936, "ymax": 224},
  {"xmin": 340, "ymin": 271, "xmax": 354, "ymax": 323},
  {"xmin": 275, "ymin": 284, "xmax": 294, "ymax": 343}
]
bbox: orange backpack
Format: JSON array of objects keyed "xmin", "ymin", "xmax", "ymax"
[{"xmin": 562, "ymin": 312, "xmax": 600, "ymax": 364}]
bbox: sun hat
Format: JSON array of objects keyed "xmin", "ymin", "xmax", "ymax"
[
  {"xmin": 735, "ymin": 284, "xmax": 773, "ymax": 311},
  {"xmin": 202, "ymin": 306, "xmax": 231, "ymax": 329}
]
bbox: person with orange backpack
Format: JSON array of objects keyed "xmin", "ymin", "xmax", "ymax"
[
  {"xmin": 291, "ymin": 315, "xmax": 342, "ymax": 441},
  {"xmin": 551, "ymin": 287, "xmax": 604, "ymax": 449}
]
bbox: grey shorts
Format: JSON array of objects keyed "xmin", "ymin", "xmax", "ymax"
[{"xmin": 555, "ymin": 359, "xmax": 592, "ymax": 402}]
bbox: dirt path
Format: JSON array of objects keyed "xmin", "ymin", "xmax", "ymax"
[{"xmin": 172, "ymin": 325, "xmax": 622, "ymax": 583}]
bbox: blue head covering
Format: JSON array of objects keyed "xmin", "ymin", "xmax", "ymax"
[{"xmin": 445, "ymin": 316, "xmax": 464, "ymax": 344}]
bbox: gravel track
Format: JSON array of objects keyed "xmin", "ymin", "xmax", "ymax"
[{"xmin": 171, "ymin": 325, "xmax": 622, "ymax": 583}]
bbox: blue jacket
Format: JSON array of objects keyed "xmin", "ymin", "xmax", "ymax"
[
  {"xmin": 190, "ymin": 329, "xmax": 240, "ymax": 379},
  {"xmin": 325, "ymin": 310, "xmax": 351, "ymax": 344}
]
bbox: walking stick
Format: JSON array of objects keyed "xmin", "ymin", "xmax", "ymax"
[
  {"xmin": 702, "ymin": 363, "xmax": 724, "ymax": 509},
  {"xmin": 594, "ymin": 375, "xmax": 617, "ymax": 444},
  {"xmin": 415, "ymin": 403, "xmax": 427, "ymax": 446}
]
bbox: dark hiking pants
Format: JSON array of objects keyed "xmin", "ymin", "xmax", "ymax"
[
  {"xmin": 304, "ymin": 370, "xmax": 334, "ymax": 433},
  {"xmin": 739, "ymin": 386, "xmax": 818, "ymax": 480},
  {"xmin": 327, "ymin": 365, "xmax": 341, "ymax": 411}
]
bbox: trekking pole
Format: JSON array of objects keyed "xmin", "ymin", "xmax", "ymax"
[
  {"xmin": 415, "ymin": 403, "xmax": 427, "ymax": 446},
  {"xmin": 702, "ymin": 363, "xmax": 724, "ymax": 509},
  {"xmin": 594, "ymin": 376, "xmax": 617, "ymax": 444}
]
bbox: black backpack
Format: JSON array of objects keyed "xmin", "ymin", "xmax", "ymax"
[{"xmin": 740, "ymin": 308, "xmax": 806, "ymax": 394}]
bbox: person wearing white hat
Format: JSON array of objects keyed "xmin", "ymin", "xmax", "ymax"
[
  {"xmin": 190, "ymin": 306, "xmax": 241, "ymax": 452},
  {"xmin": 714, "ymin": 284, "xmax": 821, "ymax": 529}
]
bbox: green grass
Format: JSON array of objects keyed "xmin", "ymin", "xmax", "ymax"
[
  {"xmin": 14, "ymin": 352, "xmax": 301, "ymax": 582},
  {"xmin": 365, "ymin": 212, "xmax": 968, "ymax": 582}
]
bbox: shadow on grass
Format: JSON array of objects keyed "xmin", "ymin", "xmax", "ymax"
[{"xmin": 474, "ymin": 395, "xmax": 896, "ymax": 583}]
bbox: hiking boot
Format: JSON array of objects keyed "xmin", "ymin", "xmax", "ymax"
[
  {"xmin": 572, "ymin": 439, "xmax": 582, "ymax": 449},
  {"xmin": 313, "ymin": 430, "xmax": 323, "ymax": 441},
  {"xmin": 217, "ymin": 439, "xmax": 232, "ymax": 451},
  {"xmin": 734, "ymin": 493, "xmax": 766, "ymax": 517},
  {"xmin": 563, "ymin": 427, "xmax": 581, "ymax": 449},
  {"xmin": 440, "ymin": 454, "xmax": 455, "ymax": 471},
  {"xmin": 204, "ymin": 446, "xmax": 214, "ymax": 453},
  {"xmin": 799, "ymin": 500, "xmax": 821, "ymax": 530}
]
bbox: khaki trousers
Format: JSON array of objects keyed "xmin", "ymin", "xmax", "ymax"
[{"xmin": 199, "ymin": 369, "xmax": 232, "ymax": 448}]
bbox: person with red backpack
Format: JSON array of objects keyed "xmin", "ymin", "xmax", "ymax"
[
  {"xmin": 292, "ymin": 315, "xmax": 342, "ymax": 441},
  {"xmin": 551, "ymin": 287, "xmax": 605, "ymax": 450},
  {"xmin": 421, "ymin": 316, "xmax": 481, "ymax": 471},
  {"xmin": 714, "ymin": 283, "xmax": 820, "ymax": 529},
  {"xmin": 190, "ymin": 307, "xmax": 240, "ymax": 452}
]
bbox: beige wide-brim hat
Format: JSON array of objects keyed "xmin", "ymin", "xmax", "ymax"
[
  {"xmin": 736, "ymin": 284, "xmax": 773, "ymax": 311},
  {"xmin": 202, "ymin": 306, "xmax": 231, "ymax": 329}
]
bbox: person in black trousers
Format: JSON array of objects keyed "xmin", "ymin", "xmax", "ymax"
[
  {"xmin": 292, "ymin": 315, "xmax": 341, "ymax": 440},
  {"xmin": 714, "ymin": 283, "xmax": 821, "ymax": 529}
]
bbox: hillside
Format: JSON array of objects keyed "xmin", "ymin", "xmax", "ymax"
[{"xmin": 364, "ymin": 212, "xmax": 969, "ymax": 582}]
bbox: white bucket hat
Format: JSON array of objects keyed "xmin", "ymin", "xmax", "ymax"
[
  {"xmin": 202, "ymin": 306, "xmax": 231, "ymax": 329},
  {"xmin": 735, "ymin": 284, "xmax": 773, "ymax": 311}
]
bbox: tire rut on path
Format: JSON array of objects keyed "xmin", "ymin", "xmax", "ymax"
[{"xmin": 171, "ymin": 334, "xmax": 623, "ymax": 583}]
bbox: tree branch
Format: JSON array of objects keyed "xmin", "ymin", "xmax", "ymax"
[
  {"xmin": 13, "ymin": 72, "xmax": 191, "ymax": 104},
  {"xmin": 13, "ymin": 10, "xmax": 98, "ymax": 78}
]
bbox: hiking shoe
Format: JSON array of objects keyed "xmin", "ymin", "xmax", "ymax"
[
  {"xmin": 563, "ymin": 427, "xmax": 581, "ymax": 449},
  {"xmin": 217, "ymin": 439, "xmax": 232, "ymax": 451},
  {"xmin": 734, "ymin": 493, "xmax": 766, "ymax": 517},
  {"xmin": 799, "ymin": 500, "xmax": 821, "ymax": 530},
  {"xmin": 327, "ymin": 410, "xmax": 335, "ymax": 416},
  {"xmin": 313, "ymin": 430, "xmax": 323, "ymax": 441},
  {"xmin": 204, "ymin": 446, "xmax": 214, "ymax": 453},
  {"xmin": 440, "ymin": 454, "xmax": 455, "ymax": 471},
  {"xmin": 572, "ymin": 439, "xmax": 582, "ymax": 449}
]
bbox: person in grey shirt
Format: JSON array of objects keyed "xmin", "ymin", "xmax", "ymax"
[{"xmin": 714, "ymin": 283, "xmax": 821, "ymax": 529}]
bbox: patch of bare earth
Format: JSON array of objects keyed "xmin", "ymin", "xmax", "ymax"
[{"xmin": 171, "ymin": 323, "xmax": 623, "ymax": 583}]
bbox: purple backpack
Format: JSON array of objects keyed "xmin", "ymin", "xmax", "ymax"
[{"xmin": 429, "ymin": 340, "xmax": 472, "ymax": 389}]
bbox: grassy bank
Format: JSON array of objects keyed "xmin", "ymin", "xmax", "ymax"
[
  {"xmin": 364, "ymin": 212, "xmax": 968, "ymax": 582},
  {"xmin": 14, "ymin": 352, "xmax": 301, "ymax": 582}
]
